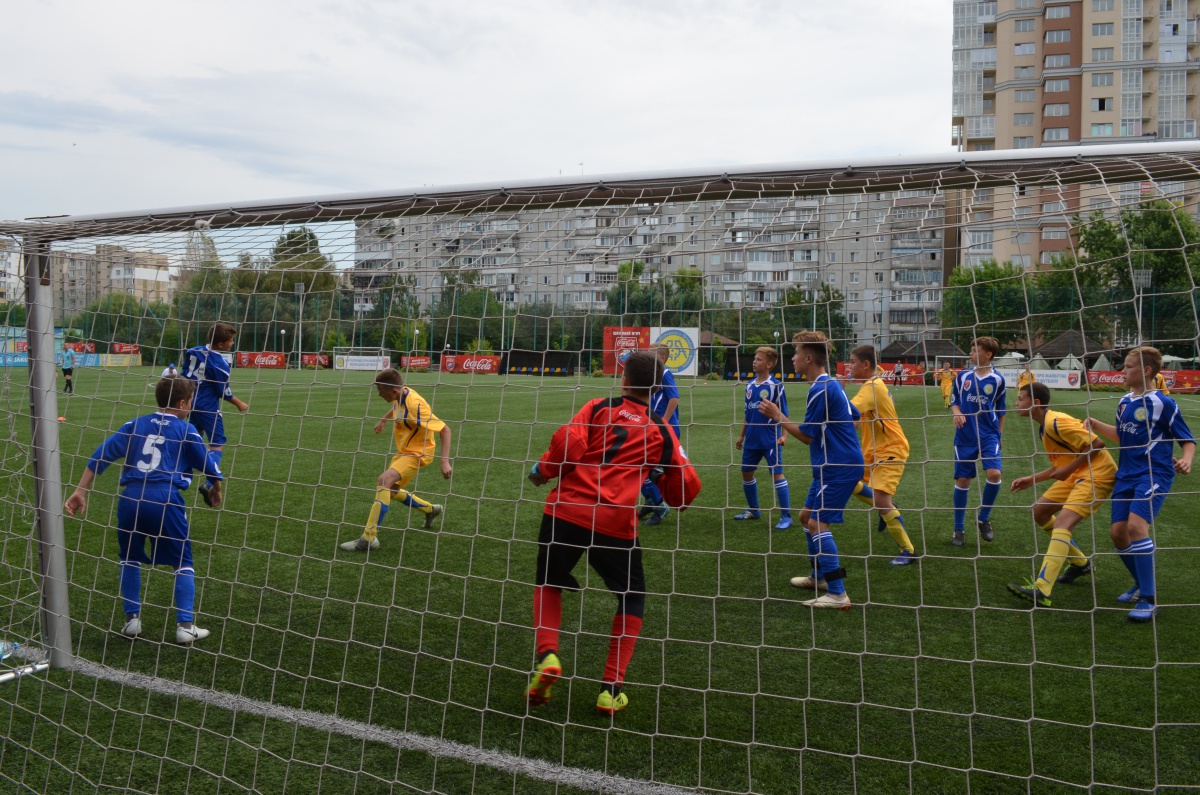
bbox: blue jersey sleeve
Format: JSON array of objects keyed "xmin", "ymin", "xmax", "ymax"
[
  {"xmin": 209, "ymin": 353, "xmax": 235, "ymax": 401},
  {"xmin": 1165, "ymin": 400, "xmax": 1195, "ymax": 445},
  {"xmin": 799, "ymin": 383, "xmax": 828, "ymax": 441},
  {"xmin": 950, "ymin": 372, "xmax": 964, "ymax": 409},
  {"xmin": 87, "ymin": 421, "xmax": 135, "ymax": 476},
  {"xmin": 995, "ymin": 379, "xmax": 1007, "ymax": 418}
]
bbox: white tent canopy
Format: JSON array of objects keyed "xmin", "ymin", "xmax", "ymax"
[
  {"xmin": 1161, "ymin": 354, "xmax": 1188, "ymax": 365},
  {"xmin": 1057, "ymin": 354, "xmax": 1084, "ymax": 370},
  {"xmin": 1027, "ymin": 354, "xmax": 1052, "ymax": 369},
  {"xmin": 993, "ymin": 354, "xmax": 1023, "ymax": 368},
  {"xmin": 1092, "ymin": 353, "xmax": 1112, "ymax": 370}
]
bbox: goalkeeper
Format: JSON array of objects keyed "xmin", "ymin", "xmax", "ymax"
[
  {"xmin": 1005, "ymin": 382, "xmax": 1115, "ymax": 608},
  {"xmin": 339, "ymin": 368, "xmax": 450, "ymax": 552},
  {"xmin": 526, "ymin": 351, "xmax": 701, "ymax": 715}
]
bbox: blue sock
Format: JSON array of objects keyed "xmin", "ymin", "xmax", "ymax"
[
  {"xmin": 119, "ymin": 562, "xmax": 142, "ymax": 616},
  {"xmin": 1127, "ymin": 538, "xmax": 1156, "ymax": 599},
  {"xmin": 1116, "ymin": 543, "xmax": 1140, "ymax": 586},
  {"xmin": 805, "ymin": 532, "xmax": 819, "ymax": 579},
  {"xmin": 774, "ymin": 478, "xmax": 791, "ymax": 516},
  {"xmin": 979, "ymin": 479, "xmax": 1001, "ymax": 522},
  {"xmin": 208, "ymin": 449, "xmax": 224, "ymax": 487},
  {"xmin": 174, "ymin": 567, "xmax": 196, "ymax": 624},
  {"xmin": 743, "ymin": 479, "xmax": 760, "ymax": 513},
  {"xmin": 641, "ymin": 479, "xmax": 664, "ymax": 506},
  {"xmin": 953, "ymin": 486, "xmax": 970, "ymax": 531},
  {"xmin": 813, "ymin": 531, "xmax": 845, "ymax": 595}
]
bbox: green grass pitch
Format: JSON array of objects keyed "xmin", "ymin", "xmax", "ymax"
[{"xmin": 3, "ymin": 367, "xmax": 1200, "ymax": 794}]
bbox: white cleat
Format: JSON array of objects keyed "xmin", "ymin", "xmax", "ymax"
[
  {"xmin": 340, "ymin": 536, "xmax": 379, "ymax": 552},
  {"xmin": 121, "ymin": 617, "xmax": 142, "ymax": 638},
  {"xmin": 789, "ymin": 575, "xmax": 828, "ymax": 591},
  {"xmin": 175, "ymin": 625, "xmax": 210, "ymax": 645},
  {"xmin": 424, "ymin": 504, "xmax": 444, "ymax": 529},
  {"xmin": 803, "ymin": 592, "xmax": 852, "ymax": 610}
]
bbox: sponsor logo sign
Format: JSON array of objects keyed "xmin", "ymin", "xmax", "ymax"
[
  {"xmin": 997, "ymin": 369, "xmax": 1083, "ymax": 390},
  {"xmin": 236, "ymin": 352, "xmax": 287, "ymax": 369},
  {"xmin": 112, "ymin": 343, "xmax": 140, "ymax": 354},
  {"xmin": 440, "ymin": 354, "xmax": 499, "ymax": 373},
  {"xmin": 64, "ymin": 342, "xmax": 96, "ymax": 353},
  {"xmin": 603, "ymin": 326, "xmax": 651, "ymax": 374},
  {"xmin": 651, "ymin": 327, "xmax": 700, "ymax": 376},
  {"xmin": 301, "ymin": 353, "xmax": 331, "ymax": 368},
  {"xmin": 334, "ymin": 355, "xmax": 391, "ymax": 371},
  {"xmin": 400, "ymin": 355, "xmax": 431, "ymax": 370}
]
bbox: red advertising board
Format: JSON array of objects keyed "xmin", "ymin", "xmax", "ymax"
[
  {"xmin": 602, "ymin": 326, "xmax": 650, "ymax": 374},
  {"xmin": 65, "ymin": 342, "xmax": 95, "ymax": 353},
  {"xmin": 399, "ymin": 355, "xmax": 431, "ymax": 370},
  {"xmin": 440, "ymin": 354, "xmax": 500, "ymax": 374},
  {"xmin": 15, "ymin": 341, "xmax": 27, "ymax": 352},
  {"xmin": 112, "ymin": 343, "xmax": 140, "ymax": 354},
  {"xmin": 835, "ymin": 362, "xmax": 926, "ymax": 385},
  {"xmin": 236, "ymin": 351, "xmax": 287, "ymax": 369},
  {"xmin": 1085, "ymin": 369, "xmax": 1200, "ymax": 392},
  {"xmin": 301, "ymin": 353, "xmax": 331, "ymax": 368}
]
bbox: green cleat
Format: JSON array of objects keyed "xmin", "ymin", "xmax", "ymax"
[
  {"xmin": 1007, "ymin": 581, "xmax": 1051, "ymax": 608},
  {"xmin": 526, "ymin": 652, "xmax": 561, "ymax": 706},
  {"xmin": 596, "ymin": 688, "xmax": 628, "ymax": 716}
]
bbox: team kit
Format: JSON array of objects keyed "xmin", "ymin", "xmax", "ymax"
[{"xmin": 62, "ymin": 326, "xmax": 1194, "ymax": 715}]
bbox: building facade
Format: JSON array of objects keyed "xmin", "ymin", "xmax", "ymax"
[{"xmin": 50, "ymin": 245, "xmax": 177, "ymax": 322}]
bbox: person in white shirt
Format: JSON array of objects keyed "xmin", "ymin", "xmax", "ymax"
[{"xmin": 161, "ymin": 363, "xmax": 178, "ymax": 377}]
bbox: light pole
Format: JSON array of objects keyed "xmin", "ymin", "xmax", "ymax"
[
  {"xmin": 1133, "ymin": 269, "xmax": 1152, "ymax": 346},
  {"xmin": 773, "ymin": 330, "xmax": 780, "ymax": 377},
  {"xmin": 294, "ymin": 282, "xmax": 305, "ymax": 370},
  {"xmin": 413, "ymin": 328, "xmax": 420, "ymax": 366}
]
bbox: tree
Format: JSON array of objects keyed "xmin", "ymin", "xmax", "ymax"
[
  {"xmin": 939, "ymin": 260, "xmax": 1030, "ymax": 348},
  {"xmin": 261, "ymin": 228, "xmax": 338, "ymax": 295},
  {"xmin": 780, "ymin": 284, "xmax": 850, "ymax": 349}
]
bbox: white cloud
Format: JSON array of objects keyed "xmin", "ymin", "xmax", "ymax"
[{"xmin": 0, "ymin": 0, "xmax": 953, "ymax": 220}]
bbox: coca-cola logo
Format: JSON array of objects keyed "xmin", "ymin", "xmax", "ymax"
[
  {"xmin": 1088, "ymin": 371, "xmax": 1124, "ymax": 384},
  {"xmin": 462, "ymin": 357, "xmax": 495, "ymax": 372},
  {"xmin": 254, "ymin": 354, "xmax": 281, "ymax": 366},
  {"xmin": 237, "ymin": 351, "xmax": 286, "ymax": 368}
]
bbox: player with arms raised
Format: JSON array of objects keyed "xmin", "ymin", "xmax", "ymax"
[
  {"xmin": 734, "ymin": 346, "xmax": 792, "ymax": 529},
  {"xmin": 526, "ymin": 351, "xmax": 701, "ymax": 714},
  {"xmin": 1085, "ymin": 346, "xmax": 1194, "ymax": 622},
  {"xmin": 1005, "ymin": 382, "xmax": 1115, "ymax": 607},
  {"xmin": 950, "ymin": 336, "xmax": 1006, "ymax": 546},
  {"xmin": 183, "ymin": 323, "xmax": 249, "ymax": 506},
  {"xmin": 760, "ymin": 331, "xmax": 865, "ymax": 609}
]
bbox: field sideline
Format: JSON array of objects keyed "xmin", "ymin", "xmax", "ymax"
[{"xmin": 2, "ymin": 366, "xmax": 1199, "ymax": 794}]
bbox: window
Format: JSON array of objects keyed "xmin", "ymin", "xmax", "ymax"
[
  {"xmin": 1012, "ymin": 255, "xmax": 1033, "ymax": 268},
  {"xmin": 1015, "ymin": 42, "xmax": 1036, "ymax": 55},
  {"xmin": 1044, "ymin": 103, "xmax": 1070, "ymax": 116},
  {"xmin": 1043, "ymin": 228, "xmax": 1068, "ymax": 239},
  {"xmin": 874, "ymin": 272, "xmax": 884, "ymax": 283},
  {"xmin": 1014, "ymin": 232, "xmax": 1034, "ymax": 245},
  {"xmin": 1013, "ymin": 136, "xmax": 1035, "ymax": 148},
  {"xmin": 1046, "ymin": 5, "xmax": 1070, "ymax": 17},
  {"xmin": 1014, "ymin": 112, "xmax": 1035, "ymax": 125},
  {"xmin": 1043, "ymin": 127, "xmax": 1070, "ymax": 141},
  {"xmin": 1093, "ymin": 0, "xmax": 1114, "ymax": 10},
  {"xmin": 1045, "ymin": 29, "xmax": 1070, "ymax": 43},
  {"xmin": 1045, "ymin": 54, "xmax": 1070, "ymax": 67},
  {"xmin": 1092, "ymin": 97, "xmax": 1114, "ymax": 111},
  {"xmin": 850, "ymin": 272, "xmax": 860, "ymax": 284},
  {"xmin": 1091, "ymin": 122, "xmax": 1114, "ymax": 136},
  {"xmin": 1046, "ymin": 78, "xmax": 1070, "ymax": 92},
  {"xmin": 1015, "ymin": 89, "xmax": 1036, "ymax": 102},
  {"xmin": 1015, "ymin": 66, "xmax": 1037, "ymax": 78},
  {"xmin": 1041, "ymin": 251, "xmax": 1057, "ymax": 264},
  {"xmin": 1092, "ymin": 72, "xmax": 1114, "ymax": 86},
  {"xmin": 1092, "ymin": 47, "xmax": 1114, "ymax": 61},
  {"xmin": 1093, "ymin": 22, "xmax": 1114, "ymax": 35},
  {"xmin": 827, "ymin": 251, "xmax": 837, "ymax": 263},
  {"xmin": 1015, "ymin": 19, "xmax": 1035, "ymax": 32},
  {"xmin": 1042, "ymin": 200, "xmax": 1067, "ymax": 212},
  {"xmin": 1016, "ymin": 0, "xmax": 1037, "ymax": 7}
]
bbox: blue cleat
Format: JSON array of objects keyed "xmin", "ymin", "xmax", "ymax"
[
  {"xmin": 774, "ymin": 516, "xmax": 793, "ymax": 531},
  {"xmin": 733, "ymin": 510, "xmax": 761, "ymax": 521},
  {"xmin": 1127, "ymin": 599, "xmax": 1156, "ymax": 622},
  {"xmin": 889, "ymin": 550, "xmax": 916, "ymax": 566},
  {"xmin": 1116, "ymin": 586, "xmax": 1141, "ymax": 604}
]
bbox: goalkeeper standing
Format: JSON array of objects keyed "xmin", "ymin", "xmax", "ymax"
[{"xmin": 526, "ymin": 351, "xmax": 701, "ymax": 715}]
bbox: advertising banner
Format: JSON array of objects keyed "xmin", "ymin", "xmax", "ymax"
[
  {"xmin": 602, "ymin": 326, "xmax": 651, "ymax": 374},
  {"xmin": 879, "ymin": 363, "xmax": 927, "ymax": 386},
  {"xmin": 399, "ymin": 355, "xmax": 431, "ymax": 370},
  {"xmin": 64, "ymin": 342, "xmax": 96, "ymax": 353},
  {"xmin": 650, "ymin": 327, "xmax": 700, "ymax": 377},
  {"xmin": 997, "ymin": 369, "xmax": 1083, "ymax": 390},
  {"xmin": 333, "ymin": 354, "xmax": 391, "ymax": 371},
  {"xmin": 112, "ymin": 343, "xmax": 140, "ymax": 354},
  {"xmin": 301, "ymin": 353, "xmax": 332, "ymax": 368},
  {"xmin": 236, "ymin": 351, "xmax": 288, "ymax": 369},
  {"xmin": 440, "ymin": 354, "xmax": 500, "ymax": 374},
  {"xmin": 99, "ymin": 354, "xmax": 142, "ymax": 367},
  {"xmin": 1087, "ymin": 369, "xmax": 1200, "ymax": 392}
]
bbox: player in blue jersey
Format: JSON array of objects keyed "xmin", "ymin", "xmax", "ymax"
[
  {"xmin": 950, "ymin": 336, "xmax": 1006, "ymax": 547},
  {"xmin": 184, "ymin": 323, "xmax": 249, "ymax": 507},
  {"xmin": 734, "ymin": 346, "xmax": 792, "ymax": 530},
  {"xmin": 1084, "ymin": 346, "xmax": 1194, "ymax": 622},
  {"xmin": 61, "ymin": 345, "xmax": 76, "ymax": 394},
  {"xmin": 638, "ymin": 344, "xmax": 683, "ymax": 526},
  {"xmin": 64, "ymin": 377, "xmax": 224, "ymax": 644},
  {"xmin": 760, "ymin": 331, "xmax": 865, "ymax": 609}
]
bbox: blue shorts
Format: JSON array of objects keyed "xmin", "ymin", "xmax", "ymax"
[
  {"xmin": 1110, "ymin": 479, "xmax": 1169, "ymax": 525},
  {"xmin": 189, "ymin": 407, "xmax": 226, "ymax": 446},
  {"xmin": 742, "ymin": 445, "xmax": 783, "ymax": 476},
  {"xmin": 954, "ymin": 434, "xmax": 1002, "ymax": 480},
  {"xmin": 117, "ymin": 486, "xmax": 193, "ymax": 569},
  {"xmin": 803, "ymin": 475, "xmax": 859, "ymax": 525}
]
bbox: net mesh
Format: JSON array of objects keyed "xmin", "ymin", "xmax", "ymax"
[{"xmin": 2, "ymin": 146, "xmax": 1200, "ymax": 793}]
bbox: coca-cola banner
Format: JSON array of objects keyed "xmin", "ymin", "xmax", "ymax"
[
  {"xmin": 112, "ymin": 343, "xmax": 140, "ymax": 354},
  {"xmin": 236, "ymin": 351, "xmax": 287, "ymax": 369},
  {"xmin": 834, "ymin": 362, "xmax": 925, "ymax": 385},
  {"xmin": 603, "ymin": 326, "xmax": 650, "ymax": 374},
  {"xmin": 301, "ymin": 353, "xmax": 331, "ymax": 368},
  {"xmin": 1088, "ymin": 369, "xmax": 1200, "ymax": 393},
  {"xmin": 440, "ymin": 354, "xmax": 500, "ymax": 374},
  {"xmin": 400, "ymin": 356, "xmax": 431, "ymax": 370}
]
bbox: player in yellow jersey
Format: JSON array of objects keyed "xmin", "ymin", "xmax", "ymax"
[
  {"xmin": 1006, "ymin": 381, "xmax": 1116, "ymax": 607},
  {"xmin": 1152, "ymin": 371, "xmax": 1171, "ymax": 395},
  {"xmin": 1016, "ymin": 362, "xmax": 1036, "ymax": 392},
  {"xmin": 848, "ymin": 345, "xmax": 917, "ymax": 566},
  {"xmin": 340, "ymin": 368, "xmax": 452, "ymax": 552},
  {"xmin": 938, "ymin": 365, "xmax": 956, "ymax": 409}
]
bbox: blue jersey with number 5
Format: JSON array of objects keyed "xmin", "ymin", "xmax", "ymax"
[{"xmin": 86, "ymin": 412, "xmax": 223, "ymax": 491}]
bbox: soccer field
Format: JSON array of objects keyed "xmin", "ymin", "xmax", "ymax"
[{"xmin": 3, "ymin": 367, "xmax": 1200, "ymax": 794}]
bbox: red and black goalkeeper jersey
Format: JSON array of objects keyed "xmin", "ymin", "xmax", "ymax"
[{"xmin": 537, "ymin": 395, "xmax": 702, "ymax": 540}]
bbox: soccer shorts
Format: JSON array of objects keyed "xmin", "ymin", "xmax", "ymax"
[
  {"xmin": 189, "ymin": 408, "xmax": 226, "ymax": 447},
  {"xmin": 1110, "ymin": 479, "xmax": 1169, "ymax": 525},
  {"xmin": 62, "ymin": 367, "xmax": 74, "ymax": 376},
  {"xmin": 864, "ymin": 456, "xmax": 906, "ymax": 496},
  {"xmin": 117, "ymin": 485, "xmax": 193, "ymax": 569},
  {"xmin": 953, "ymin": 434, "xmax": 1002, "ymax": 479},
  {"xmin": 742, "ymin": 445, "xmax": 783, "ymax": 476},
  {"xmin": 1042, "ymin": 474, "xmax": 1115, "ymax": 521},
  {"xmin": 535, "ymin": 514, "xmax": 646, "ymax": 617},
  {"xmin": 388, "ymin": 452, "xmax": 433, "ymax": 487},
  {"xmin": 803, "ymin": 474, "xmax": 860, "ymax": 526}
]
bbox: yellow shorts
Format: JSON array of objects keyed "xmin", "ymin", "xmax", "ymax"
[
  {"xmin": 1042, "ymin": 475, "xmax": 1115, "ymax": 521},
  {"xmin": 388, "ymin": 453, "xmax": 433, "ymax": 488},
  {"xmin": 864, "ymin": 458, "xmax": 906, "ymax": 495}
]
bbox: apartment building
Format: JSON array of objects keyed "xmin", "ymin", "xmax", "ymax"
[
  {"xmin": 50, "ymin": 244, "xmax": 177, "ymax": 321},
  {"xmin": 0, "ymin": 239, "xmax": 21, "ymax": 305},
  {"xmin": 952, "ymin": 0, "xmax": 1200, "ymax": 268}
]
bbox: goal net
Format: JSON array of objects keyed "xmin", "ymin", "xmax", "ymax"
[{"xmin": 3, "ymin": 143, "xmax": 1200, "ymax": 793}]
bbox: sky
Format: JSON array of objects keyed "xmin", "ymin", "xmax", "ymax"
[{"xmin": 1, "ymin": 0, "xmax": 955, "ymax": 222}]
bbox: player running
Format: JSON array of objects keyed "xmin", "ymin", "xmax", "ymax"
[{"xmin": 183, "ymin": 323, "xmax": 249, "ymax": 506}]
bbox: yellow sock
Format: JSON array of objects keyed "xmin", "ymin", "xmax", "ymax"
[
  {"xmin": 1040, "ymin": 517, "xmax": 1056, "ymax": 534},
  {"xmin": 882, "ymin": 509, "xmax": 914, "ymax": 553},
  {"xmin": 395, "ymin": 488, "xmax": 433, "ymax": 514},
  {"xmin": 1042, "ymin": 518, "xmax": 1088, "ymax": 567},
  {"xmin": 1035, "ymin": 529, "xmax": 1077, "ymax": 596},
  {"xmin": 363, "ymin": 487, "xmax": 392, "ymax": 542},
  {"xmin": 852, "ymin": 480, "xmax": 874, "ymax": 506}
]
